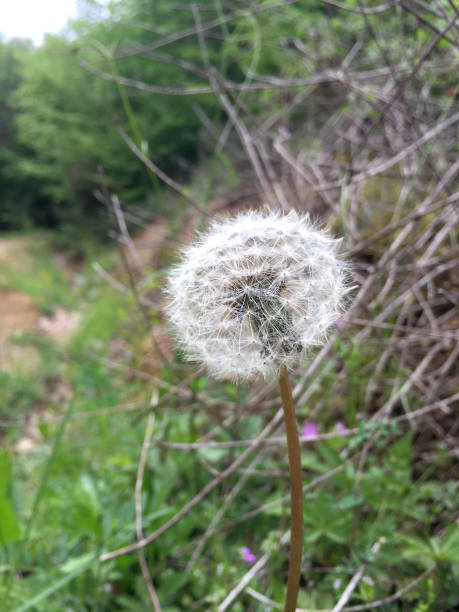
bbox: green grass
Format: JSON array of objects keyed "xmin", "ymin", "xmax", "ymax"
[
  {"xmin": 0, "ymin": 234, "xmax": 71, "ymax": 315},
  {"xmin": 0, "ymin": 233, "xmax": 458, "ymax": 611},
  {"xmin": 0, "ymin": 370, "xmax": 42, "ymax": 421}
]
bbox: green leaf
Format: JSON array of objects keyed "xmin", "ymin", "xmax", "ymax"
[
  {"xmin": 327, "ymin": 529, "xmax": 347, "ymax": 544},
  {"xmin": 24, "ymin": 399, "xmax": 74, "ymax": 542},
  {"xmin": 188, "ymin": 375, "xmax": 209, "ymax": 393},
  {"xmin": 439, "ymin": 527, "xmax": 459, "ymax": 561},
  {"xmin": 160, "ymin": 569, "xmax": 189, "ymax": 600},
  {"xmin": 398, "ymin": 533, "xmax": 434, "ymax": 559},
  {"xmin": 301, "ymin": 452, "xmax": 329, "ymax": 473},
  {"xmin": 14, "ymin": 556, "xmax": 93, "ymax": 612},
  {"xmin": 304, "ymin": 529, "xmax": 322, "ymax": 544},
  {"xmin": 198, "ymin": 447, "xmax": 228, "ymax": 462},
  {"xmin": 59, "ymin": 552, "xmax": 96, "ymax": 574},
  {"xmin": 340, "ymin": 493, "xmax": 364, "ymax": 510},
  {"xmin": 0, "ymin": 449, "xmax": 9, "ymax": 497},
  {"xmin": 316, "ymin": 443, "xmax": 341, "ymax": 468},
  {"xmin": 79, "ymin": 474, "xmax": 101, "ymax": 516},
  {"xmin": 265, "ymin": 496, "xmax": 284, "ymax": 517},
  {"xmin": 384, "ymin": 436, "xmax": 412, "ymax": 470},
  {"xmin": 0, "ymin": 498, "xmax": 21, "ymax": 545}
]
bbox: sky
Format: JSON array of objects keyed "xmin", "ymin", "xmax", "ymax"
[{"xmin": 0, "ymin": 0, "xmax": 78, "ymax": 46}]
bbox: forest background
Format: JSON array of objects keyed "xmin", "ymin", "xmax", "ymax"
[{"xmin": 0, "ymin": 0, "xmax": 458, "ymax": 610}]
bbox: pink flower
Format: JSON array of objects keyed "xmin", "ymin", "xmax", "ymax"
[
  {"xmin": 335, "ymin": 421, "xmax": 347, "ymax": 435},
  {"xmin": 241, "ymin": 546, "xmax": 257, "ymax": 564},
  {"xmin": 302, "ymin": 422, "xmax": 318, "ymax": 440}
]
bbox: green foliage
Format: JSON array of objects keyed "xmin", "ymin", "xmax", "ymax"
[
  {"xmin": 2, "ymin": 0, "xmax": 226, "ymax": 242},
  {"xmin": 0, "ymin": 232, "xmax": 455, "ymax": 610},
  {"xmin": 0, "ymin": 236, "xmax": 71, "ymax": 313},
  {"xmin": 0, "ymin": 371, "xmax": 42, "ymax": 420},
  {"xmin": 3, "ymin": 348, "xmax": 457, "ymax": 610},
  {"xmin": 0, "ymin": 39, "xmax": 42, "ymax": 231},
  {"xmin": 0, "ymin": 451, "xmax": 21, "ymax": 546},
  {"xmin": 1, "ymin": 0, "xmax": 454, "ymax": 246}
]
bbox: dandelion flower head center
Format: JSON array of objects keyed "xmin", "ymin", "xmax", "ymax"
[{"xmin": 228, "ymin": 270, "xmax": 303, "ymax": 357}]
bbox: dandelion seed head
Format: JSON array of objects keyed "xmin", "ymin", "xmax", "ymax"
[{"xmin": 166, "ymin": 209, "xmax": 351, "ymax": 380}]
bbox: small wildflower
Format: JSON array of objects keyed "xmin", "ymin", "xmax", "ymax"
[
  {"xmin": 335, "ymin": 420, "xmax": 347, "ymax": 435},
  {"xmin": 241, "ymin": 546, "xmax": 257, "ymax": 564},
  {"xmin": 302, "ymin": 422, "xmax": 318, "ymax": 440},
  {"xmin": 333, "ymin": 578, "xmax": 342, "ymax": 590}
]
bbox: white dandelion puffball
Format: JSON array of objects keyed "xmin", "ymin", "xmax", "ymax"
[{"xmin": 166, "ymin": 210, "xmax": 351, "ymax": 381}]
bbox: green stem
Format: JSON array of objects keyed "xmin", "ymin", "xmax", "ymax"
[
  {"xmin": 23, "ymin": 401, "xmax": 74, "ymax": 542},
  {"xmin": 278, "ymin": 365, "xmax": 303, "ymax": 612},
  {"xmin": 110, "ymin": 56, "xmax": 160, "ymax": 193}
]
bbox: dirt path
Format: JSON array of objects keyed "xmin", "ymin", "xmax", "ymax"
[
  {"xmin": 0, "ymin": 237, "xmax": 43, "ymax": 371},
  {"xmin": 0, "ymin": 290, "xmax": 41, "ymax": 371},
  {"xmin": 0, "ymin": 221, "xmax": 173, "ymax": 372},
  {"xmin": 0, "ymin": 236, "xmax": 83, "ymax": 371}
]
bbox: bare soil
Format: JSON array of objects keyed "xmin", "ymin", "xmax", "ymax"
[
  {"xmin": 0, "ymin": 238, "xmax": 42, "ymax": 370},
  {"xmin": 0, "ymin": 236, "xmax": 80, "ymax": 371},
  {"xmin": 0, "ymin": 290, "xmax": 41, "ymax": 371}
]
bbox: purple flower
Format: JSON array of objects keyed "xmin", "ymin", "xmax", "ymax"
[
  {"xmin": 241, "ymin": 546, "xmax": 257, "ymax": 564},
  {"xmin": 302, "ymin": 422, "xmax": 318, "ymax": 440},
  {"xmin": 334, "ymin": 319, "xmax": 344, "ymax": 329},
  {"xmin": 335, "ymin": 421, "xmax": 347, "ymax": 435}
]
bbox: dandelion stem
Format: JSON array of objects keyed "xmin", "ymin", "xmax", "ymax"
[{"xmin": 278, "ymin": 364, "xmax": 303, "ymax": 612}]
